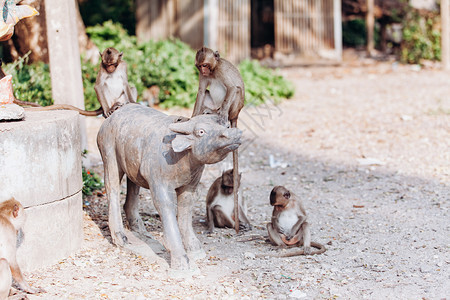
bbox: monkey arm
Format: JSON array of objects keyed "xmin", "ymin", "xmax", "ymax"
[
  {"xmin": 206, "ymin": 204, "xmax": 216, "ymax": 233},
  {"xmin": 94, "ymin": 84, "xmax": 109, "ymax": 115},
  {"xmin": 192, "ymin": 78, "xmax": 208, "ymax": 117},
  {"xmin": 288, "ymin": 215, "xmax": 307, "ymax": 239},
  {"xmin": 267, "ymin": 222, "xmax": 285, "ymax": 246},
  {"xmin": 205, "ymin": 183, "xmax": 219, "ymax": 232},
  {"xmin": 124, "ymin": 83, "xmax": 137, "ymax": 103},
  {"xmin": 238, "ymin": 194, "xmax": 252, "ymax": 230}
]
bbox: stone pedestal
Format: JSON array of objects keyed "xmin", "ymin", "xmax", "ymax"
[{"xmin": 0, "ymin": 110, "xmax": 83, "ymax": 272}]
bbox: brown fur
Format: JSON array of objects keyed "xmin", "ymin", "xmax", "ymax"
[
  {"xmin": 94, "ymin": 47, "xmax": 137, "ymax": 117},
  {"xmin": 205, "ymin": 169, "xmax": 251, "ymax": 233},
  {"xmin": 192, "ymin": 47, "xmax": 244, "ymax": 126},
  {"xmin": 192, "ymin": 47, "xmax": 245, "ymax": 233},
  {"xmin": 0, "ymin": 198, "xmax": 43, "ymax": 295},
  {"xmin": 266, "ymin": 186, "xmax": 326, "ymax": 256}
]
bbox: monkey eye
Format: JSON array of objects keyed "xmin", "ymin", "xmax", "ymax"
[
  {"xmin": 196, "ymin": 129, "xmax": 206, "ymax": 136},
  {"xmin": 202, "ymin": 64, "xmax": 209, "ymax": 69}
]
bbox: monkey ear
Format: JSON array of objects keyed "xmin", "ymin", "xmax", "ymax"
[
  {"xmin": 12, "ymin": 204, "xmax": 19, "ymax": 218},
  {"xmin": 119, "ymin": 52, "xmax": 124, "ymax": 59},
  {"xmin": 171, "ymin": 135, "xmax": 194, "ymax": 152},
  {"xmin": 99, "ymin": 51, "xmax": 102, "ymax": 58},
  {"xmin": 214, "ymin": 51, "xmax": 220, "ymax": 60},
  {"xmin": 283, "ymin": 191, "xmax": 290, "ymax": 199}
]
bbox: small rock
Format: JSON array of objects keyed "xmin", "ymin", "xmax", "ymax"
[
  {"xmin": 401, "ymin": 114, "xmax": 413, "ymax": 121},
  {"xmin": 419, "ymin": 265, "xmax": 432, "ymax": 273},
  {"xmin": 0, "ymin": 103, "xmax": 25, "ymax": 121},
  {"xmin": 289, "ymin": 289, "xmax": 307, "ymax": 298},
  {"xmin": 357, "ymin": 157, "xmax": 386, "ymax": 166},
  {"xmin": 244, "ymin": 252, "xmax": 256, "ymax": 259}
]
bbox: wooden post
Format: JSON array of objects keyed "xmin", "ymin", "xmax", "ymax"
[
  {"xmin": 333, "ymin": 0, "xmax": 342, "ymax": 61},
  {"xmin": 442, "ymin": 0, "xmax": 450, "ymax": 70},
  {"xmin": 204, "ymin": 0, "xmax": 218, "ymax": 49},
  {"xmin": 366, "ymin": 0, "xmax": 375, "ymax": 57},
  {"xmin": 45, "ymin": 0, "xmax": 87, "ymax": 151}
]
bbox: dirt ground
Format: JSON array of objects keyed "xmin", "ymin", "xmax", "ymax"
[{"xmin": 22, "ymin": 56, "xmax": 449, "ymax": 299}]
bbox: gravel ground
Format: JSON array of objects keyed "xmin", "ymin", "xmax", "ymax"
[{"xmin": 20, "ymin": 58, "xmax": 449, "ymax": 299}]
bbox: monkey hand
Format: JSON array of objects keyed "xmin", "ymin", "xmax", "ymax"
[
  {"xmin": 281, "ymin": 235, "xmax": 299, "ymax": 246},
  {"xmin": 216, "ymin": 110, "xmax": 230, "ymax": 127},
  {"xmin": 239, "ymin": 222, "xmax": 252, "ymax": 232}
]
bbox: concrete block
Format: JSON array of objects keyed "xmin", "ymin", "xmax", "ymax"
[
  {"xmin": 0, "ymin": 110, "xmax": 82, "ymax": 206},
  {"xmin": 0, "ymin": 110, "xmax": 83, "ymax": 271},
  {"xmin": 17, "ymin": 191, "xmax": 83, "ymax": 272}
]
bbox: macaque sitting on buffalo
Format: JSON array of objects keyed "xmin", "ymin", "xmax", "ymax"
[{"xmin": 205, "ymin": 169, "xmax": 251, "ymax": 233}]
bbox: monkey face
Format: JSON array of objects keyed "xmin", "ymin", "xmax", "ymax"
[
  {"xmin": 101, "ymin": 47, "xmax": 122, "ymax": 73},
  {"xmin": 195, "ymin": 47, "xmax": 219, "ymax": 77},
  {"xmin": 221, "ymin": 184, "xmax": 234, "ymax": 195},
  {"xmin": 199, "ymin": 64, "xmax": 211, "ymax": 77},
  {"xmin": 105, "ymin": 63, "xmax": 118, "ymax": 73},
  {"xmin": 270, "ymin": 186, "xmax": 291, "ymax": 207}
]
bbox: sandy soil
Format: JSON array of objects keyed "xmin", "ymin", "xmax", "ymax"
[{"xmin": 19, "ymin": 58, "xmax": 449, "ymax": 299}]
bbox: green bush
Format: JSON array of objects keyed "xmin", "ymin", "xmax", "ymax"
[
  {"xmin": 239, "ymin": 59, "xmax": 294, "ymax": 105},
  {"xmin": 342, "ymin": 19, "xmax": 367, "ymax": 47},
  {"xmin": 401, "ymin": 9, "xmax": 441, "ymax": 64},
  {"xmin": 82, "ymin": 167, "xmax": 104, "ymax": 196},
  {"xmin": 5, "ymin": 21, "xmax": 294, "ymax": 109},
  {"xmin": 3, "ymin": 53, "xmax": 53, "ymax": 106}
]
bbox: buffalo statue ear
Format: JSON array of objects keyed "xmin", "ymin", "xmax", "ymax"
[{"xmin": 171, "ymin": 135, "xmax": 193, "ymax": 152}]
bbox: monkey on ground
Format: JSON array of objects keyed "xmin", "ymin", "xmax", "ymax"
[
  {"xmin": 192, "ymin": 46, "xmax": 245, "ymax": 232},
  {"xmin": 206, "ymin": 169, "xmax": 251, "ymax": 233},
  {"xmin": 0, "ymin": 59, "xmax": 103, "ymax": 116},
  {"xmin": 266, "ymin": 186, "xmax": 326, "ymax": 256},
  {"xmin": 0, "ymin": 198, "xmax": 43, "ymax": 296},
  {"xmin": 94, "ymin": 47, "xmax": 137, "ymax": 117},
  {"xmin": 0, "ymin": 258, "xmax": 11, "ymax": 300}
]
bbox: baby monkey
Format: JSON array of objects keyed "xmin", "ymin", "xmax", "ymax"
[
  {"xmin": 267, "ymin": 186, "xmax": 325, "ymax": 256},
  {"xmin": 0, "ymin": 198, "xmax": 43, "ymax": 297},
  {"xmin": 206, "ymin": 169, "xmax": 251, "ymax": 233}
]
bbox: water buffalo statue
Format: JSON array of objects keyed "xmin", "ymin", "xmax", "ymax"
[{"xmin": 97, "ymin": 103, "xmax": 242, "ymax": 273}]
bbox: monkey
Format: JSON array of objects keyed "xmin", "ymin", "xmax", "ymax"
[
  {"xmin": 0, "ymin": 198, "xmax": 43, "ymax": 295},
  {"xmin": 192, "ymin": 47, "xmax": 244, "ymax": 126},
  {"xmin": 142, "ymin": 85, "xmax": 160, "ymax": 107},
  {"xmin": 94, "ymin": 47, "xmax": 137, "ymax": 117},
  {"xmin": 192, "ymin": 47, "xmax": 245, "ymax": 232},
  {"xmin": 0, "ymin": 59, "xmax": 103, "ymax": 116},
  {"xmin": 266, "ymin": 186, "xmax": 326, "ymax": 256},
  {"xmin": 0, "ymin": 258, "xmax": 12, "ymax": 300},
  {"xmin": 205, "ymin": 169, "xmax": 251, "ymax": 233}
]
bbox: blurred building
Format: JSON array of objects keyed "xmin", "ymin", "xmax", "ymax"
[{"xmin": 136, "ymin": 0, "xmax": 342, "ymax": 63}]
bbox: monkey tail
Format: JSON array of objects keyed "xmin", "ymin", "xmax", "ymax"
[
  {"xmin": 24, "ymin": 104, "xmax": 104, "ymax": 116},
  {"xmin": 280, "ymin": 241, "xmax": 326, "ymax": 257},
  {"xmin": 13, "ymin": 98, "xmax": 41, "ymax": 107}
]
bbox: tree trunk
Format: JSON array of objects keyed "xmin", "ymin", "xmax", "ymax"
[
  {"xmin": 1, "ymin": 0, "xmax": 48, "ymax": 63},
  {"xmin": 0, "ymin": 0, "xmax": 96, "ymax": 64}
]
